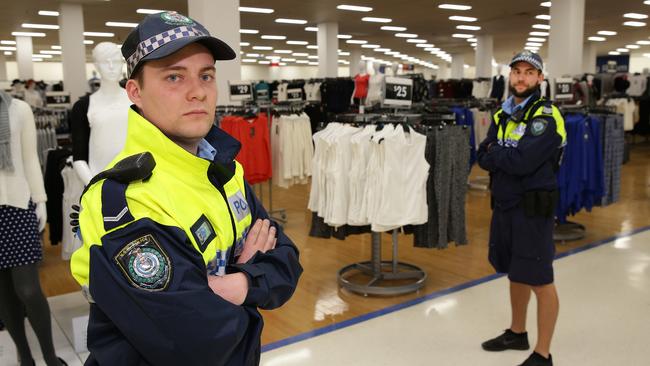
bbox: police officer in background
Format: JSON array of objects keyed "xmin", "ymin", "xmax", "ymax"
[
  {"xmin": 70, "ymin": 12, "xmax": 302, "ymax": 365},
  {"xmin": 477, "ymin": 51, "xmax": 566, "ymax": 366}
]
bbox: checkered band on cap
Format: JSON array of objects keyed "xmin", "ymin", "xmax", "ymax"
[
  {"xmin": 127, "ymin": 25, "xmax": 207, "ymax": 75},
  {"xmin": 511, "ymin": 52, "xmax": 543, "ymax": 70}
]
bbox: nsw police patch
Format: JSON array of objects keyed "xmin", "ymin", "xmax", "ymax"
[
  {"xmin": 530, "ymin": 119, "xmax": 548, "ymax": 136},
  {"xmin": 160, "ymin": 11, "xmax": 194, "ymax": 26},
  {"xmin": 114, "ymin": 234, "xmax": 172, "ymax": 291}
]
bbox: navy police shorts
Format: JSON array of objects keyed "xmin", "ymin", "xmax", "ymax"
[{"xmin": 488, "ymin": 206, "xmax": 555, "ymax": 286}]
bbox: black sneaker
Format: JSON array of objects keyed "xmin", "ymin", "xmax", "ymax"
[
  {"xmin": 481, "ymin": 329, "xmax": 530, "ymax": 351},
  {"xmin": 518, "ymin": 352, "xmax": 553, "ymax": 366}
]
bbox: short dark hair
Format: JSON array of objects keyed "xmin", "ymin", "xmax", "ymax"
[{"xmin": 130, "ymin": 64, "xmax": 145, "ymax": 87}]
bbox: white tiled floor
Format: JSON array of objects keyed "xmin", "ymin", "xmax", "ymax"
[{"xmin": 1, "ymin": 230, "xmax": 648, "ymax": 366}]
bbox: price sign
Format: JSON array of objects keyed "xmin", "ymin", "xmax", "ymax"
[
  {"xmin": 383, "ymin": 77, "xmax": 413, "ymax": 107},
  {"xmin": 228, "ymin": 81, "xmax": 253, "ymax": 102},
  {"xmin": 287, "ymin": 88, "xmax": 303, "ymax": 102},
  {"xmin": 45, "ymin": 91, "xmax": 71, "ymax": 108},
  {"xmin": 553, "ymin": 78, "xmax": 573, "ymax": 101}
]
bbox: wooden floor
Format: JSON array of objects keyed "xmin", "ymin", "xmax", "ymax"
[{"xmin": 36, "ymin": 142, "xmax": 650, "ymax": 346}]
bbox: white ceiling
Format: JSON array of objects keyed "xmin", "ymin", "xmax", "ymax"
[{"xmin": 1, "ymin": 0, "xmax": 650, "ymax": 68}]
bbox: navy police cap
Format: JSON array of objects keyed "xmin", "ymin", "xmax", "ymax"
[
  {"xmin": 122, "ymin": 11, "xmax": 236, "ymax": 78},
  {"xmin": 509, "ymin": 51, "xmax": 544, "ymax": 71}
]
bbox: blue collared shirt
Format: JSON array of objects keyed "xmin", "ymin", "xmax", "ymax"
[
  {"xmin": 501, "ymin": 94, "xmax": 533, "ymax": 116},
  {"xmin": 197, "ymin": 138, "xmax": 217, "ymax": 161}
]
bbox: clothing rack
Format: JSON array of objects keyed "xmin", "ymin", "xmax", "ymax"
[{"xmin": 332, "ymin": 112, "xmax": 427, "ymax": 296}]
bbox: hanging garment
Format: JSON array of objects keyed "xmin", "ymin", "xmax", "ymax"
[
  {"xmin": 220, "ymin": 113, "xmax": 273, "ymax": 184},
  {"xmin": 271, "ymin": 113, "xmax": 313, "ymax": 188}
]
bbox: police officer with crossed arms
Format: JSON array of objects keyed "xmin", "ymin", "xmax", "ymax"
[
  {"xmin": 70, "ymin": 12, "xmax": 302, "ymax": 365},
  {"xmin": 477, "ymin": 51, "xmax": 566, "ymax": 366}
]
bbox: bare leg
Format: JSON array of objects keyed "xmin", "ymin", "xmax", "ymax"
[
  {"xmin": 510, "ymin": 280, "xmax": 532, "ymax": 333},
  {"xmin": 531, "ymin": 283, "xmax": 559, "ymax": 358}
]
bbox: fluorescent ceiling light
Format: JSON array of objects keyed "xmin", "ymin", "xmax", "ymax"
[
  {"xmin": 338, "ymin": 59, "xmax": 348, "ymax": 63},
  {"xmin": 597, "ymin": 30, "xmax": 616, "ymax": 36},
  {"xmin": 532, "ymin": 24, "xmax": 551, "ymax": 29},
  {"xmin": 609, "ymin": 51, "xmax": 620, "ymax": 55},
  {"xmin": 11, "ymin": 32, "xmax": 46, "ymax": 37},
  {"xmin": 240, "ymin": 29, "xmax": 259, "ymax": 34},
  {"xmin": 396, "ymin": 33, "xmax": 418, "ymax": 38},
  {"xmin": 525, "ymin": 46, "xmax": 539, "ymax": 51},
  {"xmin": 279, "ymin": 62, "xmax": 287, "ymax": 66},
  {"xmin": 646, "ymin": 0, "xmax": 650, "ymax": 4},
  {"xmin": 33, "ymin": 54, "xmax": 52, "ymax": 58},
  {"xmin": 471, "ymin": 43, "xmax": 477, "ymax": 47},
  {"xmin": 137, "ymin": 9, "xmax": 166, "ymax": 14},
  {"xmin": 293, "ymin": 52, "xmax": 309, "ymax": 56},
  {"xmin": 375, "ymin": 48, "xmax": 390, "ymax": 52},
  {"xmin": 623, "ymin": 13, "xmax": 648, "ymax": 19},
  {"xmin": 32, "ymin": 58, "xmax": 43, "ymax": 62},
  {"xmin": 407, "ymin": 39, "xmax": 427, "ymax": 43},
  {"xmin": 242, "ymin": 59, "xmax": 257, "ymax": 63},
  {"xmin": 305, "ymin": 27, "xmax": 318, "ymax": 32},
  {"xmin": 467, "ymin": 38, "xmax": 477, "ymax": 42},
  {"xmin": 0, "ymin": 46, "xmax": 17, "ymax": 51},
  {"xmin": 361, "ymin": 17, "xmax": 392, "ymax": 23},
  {"xmin": 84, "ymin": 32, "xmax": 114, "ymax": 37},
  {"xmin": 616, "ymin": 48, "xmax": 629, "ymax": 52},
  {"xmin": 536, "ymin": 14, "xmax": 551, "ymax": 20},
  {"xmin": 106, "ymin": 22, "xmax": 138, "ymax": 28},
  {"xmin": 22, "ymin": 23, "xmax": 59, "ymax": 30},
  {"xmin": 239, "ymin": 7, "xmax": 274, "ymax": 14},
  {"xmin": 528, "ymin": 37, "xmax": 546, "ymax": 42},
  {"xmin": 426, "ymin": 47, "xmax": 440, "ymax": 51},
  {"xmin": 624, "ymin": 21, "xmax": 646, "ymax": 27},
  {"xmin": 438, "ymin": 4, "xmax": 472, "ymax": 10},
  {"xmin": 530, "ymin": 31, "xmax": 549, "ymax": 36},
  {"xmin": 274, "ymin": 50, "xmax": 292, "ymax": 53},
  {"xmin": 3, "ymin": 51, "xmax": 11, "ymax": 55},
  {"xmin": 526, "ymin": 42, "xmax": 543, "ymax": 47},
  {"xmin": 464, "ymin": 64, "xmax": 470, "ymax": 69},
  {"xmin": 83, "ymin": 40, "xmax": 94, "ymax": 45},
  {"xmin": 339, "ymin": 51, "xmax": 351, "ymax": 56},
  {"xmin": 626, "ymin": 44, "xmax": 641, "ymax": 49},
  {"xmin": 337, "ymin": 5, "xmax": 373, "ymax": 12},
  {"xmin": 240, "ymin": 42, "xmax": 250, "ymax": 46},
  {"xmin": 287, "ymin": 40, "xmax": 308, "ymax": 45},
  {"xmin": 276, "ymin": 18, "xmax": 308, "ymax": 24},
  {"xmin": 253, "ymin": 46, "xmax": 273, "ymax": 50},
  {"xmin": 258, "ymin": 60, "xmax": 271, "ymax": 64},
  {"xmin": 308, "ymin": 62, "xmax": 318, "ymax": 65},
  {"xmin": 338, "ymin": 34, "xmax": 352, "ymax": 39},
  {"xmin": 296, "ymin": 60, "xmax": 309, "ymax": 64},
  {"xmin": 381, "ymin": 26, "xmax": 407, "ymax": 31},
  {"xmin": 452, "ymin": 33, "xmax": 473, "ymax": 38},
  {"xmin": 346, "ymin": 39, "xmax": 367, "ymax": 44},
  {"xmin": 246, "ymin": 53, "xmax": 261, "ymax": 57},
  {"xmin": 261, "ymin": 35, "xmax": 286, "ymax": 40},
  {"xmin": 540, "ymin": 2, "xmax": 551, "ymax": 7},
  {"xmin": 457, "ymin": 25, "xmax": 481, "ymax": 30},
  {"xmin": 449, "ymin": 16, "xmax": 477, "ymax": 22},
  {"xmin": 0, "ymin": 40, "xmax": 16, "ymax": 45},
  {"xmin": 281, "ymin": 58, "xmax": 296, "ymax": 62},
  {"xmin": 265, "ymin": 55, "xmax": 281, "ymax": 60},
  {"xmin": 38, "ymin": 10, "xmax": 59, "ymax": 16},
  {"xmin": 40, "ymin": 50, "xmax": 61, "ymax": 54},
  {"xmin": 361, "ymin": 44, "xmax": 380, "ymax": 48},
  {"xmin": 637, "ymin": 40, "xmax": 650, "ymax": 45},
  {"xmin": 307, "ymin": 55, "xmax": 319, "ymax": 59},
  {"xmin": 307, "ymin": 45, "xmax": 318, "ymax": 49},
  {"xmin": 416, "ymin": 43, "xmax": 434, "ymax": 48},
  {"xmin": 588, "ymin": 36, "xmax": 606, "ymax": 41}
]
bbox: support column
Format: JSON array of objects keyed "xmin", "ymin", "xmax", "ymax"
[
  {"xmin": 548, "ymin": 0, "xmax": 585, "ymax": 78},
  {"xmin": 475, "ymin": 35, "xmax": 493, "ymax": 78},
  {"xmin": 317, "ymin": 22, "xmax": 338, "ymax": 78},
  {"xmin": 349, "ymin": 49, "xmax": 361, "ymax": 76},
  {"xmin": 0, "ymin": 53, "xmax": 7, "ymax": 81},
  {"xmin": 188, "ymin": 0, "xmax": 241, "ymax": 105},
  {"xmin": 451, "ymin": 54, "xmax": 464, "ymax": 79},
  {"xmin": 15, "ymin": 36, "xmax": 34, "ymax": 80},
  {"xmin": 582, "ymin": 42, "xmax": 596, "ymax": 74},
  {"xmin": 58, "ymin": 3, "xmax": 86, "ymax": 103}
]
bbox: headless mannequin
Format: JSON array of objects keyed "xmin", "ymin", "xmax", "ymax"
[
  {"xmin": 352, "ymin": 61, "xmax": 369, "ymax": 107},
  {"xmin": 72, "ymin": 42, "xmax": 130, "ymax": 185},
  {"xmin": 0, "ymin": 94, "xmax": 64, "ymax": 366},
  {"xmin": 366, "ymin": 62, "xmax": 385, "ymax": 106},
  {"xmin": 391, "ymin": 63, "xmax": 399, "ymax": 76}
]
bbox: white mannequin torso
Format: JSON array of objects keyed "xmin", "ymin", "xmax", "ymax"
[{"xmin": 87, "ymin": 86, "xmax": 131, "ymax": 175}]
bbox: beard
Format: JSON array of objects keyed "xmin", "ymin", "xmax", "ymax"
[{"xmin": 509, "ymin": 83, "xmax": 539, "ymax": 99}]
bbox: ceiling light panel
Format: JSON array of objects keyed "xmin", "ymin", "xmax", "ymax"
[
  {"xmin": 457, "ymin": 25, "xmax": 481, "ymax": 30},
  {"xmin": 11, "ymin": 32, "xmax": 46, "ymax": 37},
  {"xmin": 337, "ymin": 5, "xmax": 373, "ymax": 12},
  {"xmin": 261, "ymin": 35, "xmax": 286, "ymax": 40},
  {"xmin": 623, "ymin": 13, "xmax": 648, "ymax": 19},
  {"xmin": 608, "ymin": 51, "xmax": 620, "ymax": 55},
  {"xmin": 637, "ymin": 40, "xmax": 650, "ymax": 45},
  {"xmin": 83, "ymin": 40, "xmax": 94, "ymax": 44},
  {"xmin": 287, "ymin": 40, "xmax": 308, "ymax": 45},
  {"xmin": 106, "ymin": 22, "xmax": 138, "ymax": 28},
  {"xmin": 597, "ymin": 30, "xmax": 616, "ymax": 36},
  {"xmin": 624, "ymin": 21, "xmax": 646, "ymax": 27},
  {"xmin": 438, "ymin": 4, "xmax": 472, "ymax": 10},
  {"xmin": 38, "ymin": 10, "xmax": 59, "ymax": 16},
  {"xmin": 449, "ymin": 16, "xmax": 477, "ymax": 22},
  {"xmin": 530, "ymin": 31, "xmax": 549, "ymax": 36},
  {"xmin": 83, "ymin": 32, "xmax": 114, "ymax": 37},
  {"xmin": 626, "ymin": 44, "xmax": 640, "ymax": 49},
  {"xmin": 532, "ymin": 24, "xmax": 551, "ymax": 29},
  {"xmin": 137, "ymin": 9, "xmax": 167, "ymax": 14},
  {"xmin": 347, "ymin": 40, "xmax": 368, "ymax": 44},
  {"xmin": 407, "ymin": 39, "xmax": 427, "ymax": 43},
  {"xmin": 588, "ymin": 36, "xmax": 606, "ymax": 41},
  {"xmin": 338, "ymin": 34, "xmax": 352, "ymax": 39},
  {"xmin": 0, "ymin": 40, "xmax": 16, "ymax": 45},
  {"xmin": 395, "ymin": 33, "xmax": 418, "ymax": 38},
  {"xmin": 239, "ymin": 7, "xmax": 274, "ymax": 13},
  {"xmin": 22, "ymin": 23, "xmax": 59, "ymax": 29},
  {"xmin": 305, "ymin": 27, "xmax": 318, "ymax": 32},
  {"xmin": 535, "ymin": 15, "xmax": 551, "ymax": 20},
  {"xmin": 276, "ymin": 18, "xmax": 308, "ymax": 24},
  {"xmin": 362, "ymin": 17, "xmax": 392, "ymax": 23},
  {"xmin": 540, "ymin": 2, "xmax": 551, "ymax": 7},
  {"xmin": 452, "ymin": 33, "xmax": 473, "ymax": 38},
  {"xmin": 381, "ymin": 26, "xmax": 407, "ymax": 31},
  {"xmin": 528, "ymin": 37, "xmax": 546, "ymax": 42}
]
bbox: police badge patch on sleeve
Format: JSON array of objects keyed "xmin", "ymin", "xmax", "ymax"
[
  {"xmin": 530, "ymin": 118, "xmax": 548, "ymax": 136},
  {"xmin": 114, "ymin": 234, "xmax": 172, "ymax": 291}
]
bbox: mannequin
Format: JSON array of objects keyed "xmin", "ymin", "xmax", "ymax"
[
  {"xmin": 391, "ymin": 63, "xmax": 399, "ymax": 76},
  {"xmin": 490, "ymin": 65, "xmax": 506, "ymax": 101},
  {"xmin": 366, "ymin": 62, "xmax": 385, "ymax": 107},
  {"xmin": 71, "ymin": 42, "xmax": 131, "ymax": 185},
  {"xmin": 352, "ymin": 60, "xmax": 369, "ymax": 107},
  {"xmin": 0, "ymin": 91, "xmax": 66, "ymax": 366},
  {"xmin": 24, "ymin": 80, "xmax": 44, "ymax": 108}
]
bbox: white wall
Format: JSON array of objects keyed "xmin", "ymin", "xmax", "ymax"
[{"xmin": 629, "ymin": 55, "xmax": 650, "ymax": 74}]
